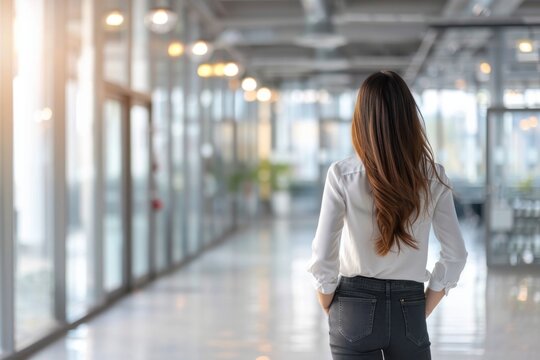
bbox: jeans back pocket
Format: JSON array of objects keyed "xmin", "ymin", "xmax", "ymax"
[
  {"xmin": 338, "ymin": 296, "xmax": 377, "ymax": 342},
  {"xmin": 400, "ymin": 296, "xmax": 430, "ymax": 347}
]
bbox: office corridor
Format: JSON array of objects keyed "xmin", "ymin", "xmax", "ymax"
[{"xmin": 30, "ymin": 216, "xmax": 540, "ymax": 360}]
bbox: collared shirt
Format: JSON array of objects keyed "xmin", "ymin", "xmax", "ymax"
[{"xmin": 306, "ymin": 154, "xmax": 468, "ymax": 295}]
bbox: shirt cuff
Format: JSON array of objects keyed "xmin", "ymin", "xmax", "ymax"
[
  {"xmin": 427, "ymin": 277, "xmax": 457, "ymax": 296},
  {"xmin": 311, "ymin": 277, "xmax": 339, "ymax": 294}
]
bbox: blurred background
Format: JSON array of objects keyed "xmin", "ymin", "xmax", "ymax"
[{"xmin": 0, "ymin": 0, "xmax": 539, "ymax": 359}]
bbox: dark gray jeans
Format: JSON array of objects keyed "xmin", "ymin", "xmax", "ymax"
[{"xmin": 328, "ymin": 275, "xmax": 431, "ymax": 360}]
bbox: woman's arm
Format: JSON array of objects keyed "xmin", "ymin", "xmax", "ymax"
[
  {"xmin": 428, "ymin": 166, "xmax": 468, "ymax": 298},
  {"xmin": 424, "ymin": 288, "xmax": 445, "ymax": 318},
  {"xmin": 306, "ymin": 162, "xmax": 346, "ymax": 297},
  {"xmin": 317, "ymin": 291, "xmax": 336, "ymax": 315}
]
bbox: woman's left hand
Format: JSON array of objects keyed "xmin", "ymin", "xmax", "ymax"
[{"xmin": 317, "ymin": 291, "xmax": 335, "ymax": 315}]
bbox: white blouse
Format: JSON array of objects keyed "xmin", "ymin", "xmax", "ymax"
[{"xmin": 306, "ymin": 154, "xmax": 468, "ymax": 295}]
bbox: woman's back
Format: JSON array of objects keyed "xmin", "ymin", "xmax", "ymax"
[
  {"xmin": 309, "ymin": 154, "xmax": 466, "ymax": 293},
  {"xmin": 306, "ymin": 70, "xmax": 468, "ymax": 359}
]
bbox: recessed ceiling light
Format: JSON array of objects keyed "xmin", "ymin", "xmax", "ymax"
[
  {"xmin": 517, "ymin": 39, "xmax": 534, "ymax": 53},
  {"xmin": 257, "ymin": 87, "xmax": 272, "ymax": 102},
  {"xmin": 168, "ymin": 41, "xmax": 184, "ymax": 57},
  {"xmin": 191, "ymin": 41, "xmax": 209, "ymax": 56},
  {"xmin": 144, "ymin": 7, "xmax": 178, "ymax": 34},
  {"xmin": 213, "ymin": 63, "xmax": 225, "ymax": 77},
  {"xmin": 241, "ymin": 77, "xmax": 258, "ymax": 92},
  {"xmin": 197, "ymin": 64, "xmax": 213, "ymax": 78},
  {"xmin": 479, "ymin": 62, "xmax": 491, "ymax": 74},
  {"xmin": 105, "ymin": 10, "xmax": 124, "ymax": 27},
  {"xmin": 224, "ymin": 62, "xmax": 239, "ymax": 77}
]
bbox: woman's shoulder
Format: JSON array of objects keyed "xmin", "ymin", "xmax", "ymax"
[
  {"xmin": 331, "ymin": 154, "xmax": 365, "ymax": 176},
  {"xmin": 427, "ymin": 162, "xmax": 451, "ymax": 187}
]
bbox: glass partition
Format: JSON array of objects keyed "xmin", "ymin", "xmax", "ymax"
[
  {"xmin": 486, "ymin": 108, "xmax": 540, "ymax": 267},
  {"xmin": 151, "ymin": 87, "xmax": 169, "ymax": 271},
  {"xmin": 103, "ymin": 99, "xmax": 125, "ymax": 291},
  {"xmin": 171, "ymin": 83, "xmax": 186, "ymax": 263},
  {"xmin": 103, "ymin": 0, "xmax": 129, "ymax": 86},
  {"xmin": 0, "ymin": 0, "xmax": 250, "ymax": 357},
  {"xmin": 13, "ymin": 0, "xmax": 57, "ymax": 346},
  {"xmin": 214, "ymin": 120, "xmax": 236, "ymax": 233},
  {"xmin": 66, "ymin": 0, "xmax": 97, "ymax": 321},
  {"xmin": 130, "ymin": 105, "xmax": 151, "ymax": 280},
  {"xmin": 131, "ymin": 0, "xmax": 150, "ymax": 92},
  {"xmin": 319, "ymin": 120, "xmax": 353, "ymax": 163},
  {"xmin": 201, "ymin": 78, "xmax": 215, "ymax": 245}
]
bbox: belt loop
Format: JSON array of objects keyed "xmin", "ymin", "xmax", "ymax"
[{"xmin": 385, "ymin": 281, "xmax": 390, "ymax": 297}]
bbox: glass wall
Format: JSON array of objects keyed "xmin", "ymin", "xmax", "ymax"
[
  {"xmin": 486, "ymin": 108, "xmax": 540, "ymax": 267},
  {"xmin": 131, "ymin": 0, "xmax": 150, "ymax": 92},
  {"xmin": 185, "ymin": 10, "xmax": 203, "ymax": 255},
  {"xmin": 171, "ymin": 62, "xmax": 186, "ymax": 263},
  {"xmin": 151, "ymin": 85, "xmax": 170, "ymax": 271},
  {"xmin": 13, "ymin": 0, "xmax": 57, "ymax": 345},
  {"xmin": 149, "ymin": 27, "xmax": 173, "ymax": 272},
  {"xmin": 130, "ymin": 105, "xmax": 151, "ymax": 280},
  {"xmin": 214, "ymin": 117, "xmax": 236, "ymax": 233},
  {"xmin": 275, "ymin": 84, "xmax": 357, "ymax": 187},
  {"xmin": 170, "ymin": 0, "xmax": 187, "ymax": 264},
  {"xmin": 103, "ymin": 0, "xmax": 129, "ymax": 86},
  {"xmin": 201, "ymin": 78, "xmax": 216, "ymax": 245},
  {"xmin": 66, "ymin": 0, "xmax": 97, "ymax": 320},
  {"xmin": 0, "ymin": 0, "xmax": 253, "ymax": 356},
  {"xmin": 103, "ymin": 99, "xmax": 125, "ymax": 293},
  {"xmin": 419, "ymin": 89, "xmax": 484, "ymax": 186}
]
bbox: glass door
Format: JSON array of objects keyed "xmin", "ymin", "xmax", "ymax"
[
  {"xmin": 103, "ymin": 99, "xmax": 126, "ymax": 293},
  {"xmin": 103, "ymin": 81, "xmax": 154, "ymax": 294},
  {"xmin": 130, "ymin": 104, "xmax": 151, "ymax": 282}
]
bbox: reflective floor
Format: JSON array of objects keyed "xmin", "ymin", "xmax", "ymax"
[{"xmin": 31, "ymin": 215, "xmax": 540, "ymax": 360}]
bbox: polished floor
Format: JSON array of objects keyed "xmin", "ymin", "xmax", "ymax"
[{"xmin": 31, "ymin": 215, "xmax": 540, "ymax": 360}]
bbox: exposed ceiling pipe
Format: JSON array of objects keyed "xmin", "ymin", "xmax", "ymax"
[
  {"xmin": 296, "ymin": 0, "xmax": 346, "ymax": 49},
  {"xmin": 404, "ymin": 0, "xmax": 470, "ymax": 82},
  {"xmin": 405, "ymin": 0, "xmax": 527, "ymax": 83}
]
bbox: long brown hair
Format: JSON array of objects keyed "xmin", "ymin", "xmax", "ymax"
[{"xmin": 351, "ymin": 70, "xmax": 445, "ymax": 256}]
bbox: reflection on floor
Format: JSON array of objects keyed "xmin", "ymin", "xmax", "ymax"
[{"xmin": 31, "ymin": 216, "xmax": 540, "ymax": 360}]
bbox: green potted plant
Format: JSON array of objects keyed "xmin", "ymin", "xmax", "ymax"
[
  {"xmin": 254, "ymin": 158, "xmax": 292, "ymax": 216},
  {"xmin": 227, "ymin": 164, "xmax": 259, "ymax": 217}
]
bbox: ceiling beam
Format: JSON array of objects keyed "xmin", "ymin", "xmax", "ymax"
[
  {"xmin": 249, "ymin": 56, "xmax": 410, "ymax": 70},
  {"xmin": 220, "ymin": 13, "xmax": 431, "ymax": 28},
  {"xmin": 405, "ymin": 0, "xmax": 529, "ymax": 83},
  {"xmin": 429, "ymin": 16, "xmax": 540, "ymax": 28},
  {"xmin": 404, "ymin": 0, "xmax": 470, "ymax": 83},
  {"xmin": 184, "ymin": 0, "xmax": 248, "ymax": 65}
]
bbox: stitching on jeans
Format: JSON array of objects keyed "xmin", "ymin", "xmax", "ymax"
[
  {"xmin": 338, "ymin": 298, "xmax": 376, "ymax": 342},
  {"xmin": 401, "ymin": 301, "xmax": 429, "ymax": 346}
]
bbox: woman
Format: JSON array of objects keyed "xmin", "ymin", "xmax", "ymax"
[{"xmin": 307, "ymin": 70, "xmax": 468, "ymax": 359}]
